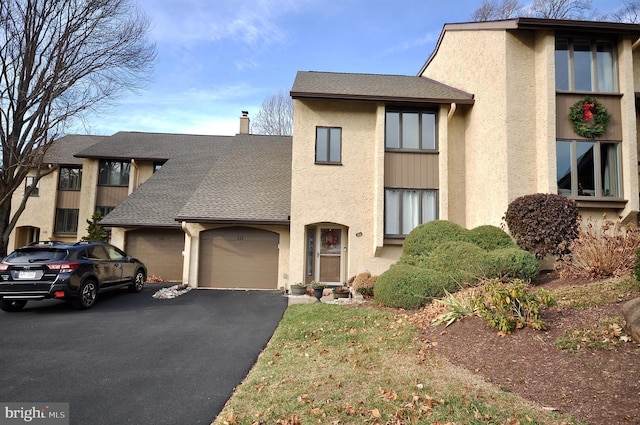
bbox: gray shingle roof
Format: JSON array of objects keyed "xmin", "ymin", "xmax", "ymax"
[
  {"xmin": 290, "ymin": 71, "xmax": 474, "ymax": 104},
  {"xmin": 43, "ymin": 134, "xmax": 108, "ymax": 165},
  {"xmin": 96, "ymin": 133, "xmax": 292, "ymax": 228}
]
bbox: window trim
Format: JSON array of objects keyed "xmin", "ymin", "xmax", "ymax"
[
  {"xmin": 58, "ymin": 166, "xmax": 82, "ymax": 191},
  {"xmin": 25, "ymin": 176, "xmax": 39, "ymax": 197},
  {"xmin": 315, "ymin": 126, "xmax": 342, "ymax": 165},
  {"xmin": 555, "ymin": 37, "xmax": 618, "ymax": 93},
  {"xmin": 54, "ymin": 208, "xmax": 79, "ymax": 234},
  {"xmin": 384, "ymin": 188, "xmax": 439, "ymax": 238},
  {"xmin": 385, "ymin": 110, "xmax": 438, "ymax": 152}
]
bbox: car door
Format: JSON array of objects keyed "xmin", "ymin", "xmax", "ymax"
[
  {"xmin": 83, "ymin": 246, "xmax": 115, "ymax": 287},
  {"xmin": 104, "ymin": 245, "xmax": 132, "ymax": 284}
]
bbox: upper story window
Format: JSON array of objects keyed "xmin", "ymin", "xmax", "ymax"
[
  {"xmin": 555, "ymin": 38, "xmax": 617, "ymax": 92},
  {"xmin": 556, "ymin": 140, "xmax": 621, "ymax": 198},
  {"xmin": 25, "ymin": 176, "xmax": 39, "ymax": 196},
  {"xmin": 315, "ymin": 127, "xmax": 341, "ymax": 164},
  {"xmin": 58, "ymin": 167, "xmax": 82, "ymax": 190},
  {"xmin": 54, "ymin": 208, "xmax": 79, "ymax": 233},
  {"xmin": 386, "ymin": 111, "xmax": 436, "ymax": 151},
  {"xmin": 385, "ymin": 188, "xmax": 438, "ymax": 237},
  {"xmin": 98, "ymin": 160, "xmax": 130, "ymax": 186}
]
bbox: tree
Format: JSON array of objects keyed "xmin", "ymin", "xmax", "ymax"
[
  {"xmin": 607, "ymin": 0, "xmax": 640, "ymax": 23},
  {"xmin": 471, "ymin": 0, "xmax": 523, "ymax": 21},
  {"xmin": 251, "ymin": 91, "xmax": 293, "ymax": 136},
  {"xmin": 81, "ymin": 212, "xmax": 108, "ymax": 242},
  {"xmin": 0, "ymin": 0, "xmax": 156, "ymax": 256}
]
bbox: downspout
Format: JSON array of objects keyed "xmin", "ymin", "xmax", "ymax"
[
  {"xmin": 181, "ymin": 221, "xmax": 193, "ymax": 288},
  {"xmin": 447, "ymin": 102, "xmax": 457, "ymax": 121},
  {"xmin": 632, "ymin": 37, "xmax": 640, "ymax": 50}
]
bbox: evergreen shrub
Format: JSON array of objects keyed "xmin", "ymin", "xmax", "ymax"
[
  {"xmin": 468, "ymin": 225, "xmax": 516, "ymax": 251},
  {"xmin": 374, "ymin": 264, "xmax": 449, "ymax": 310}
]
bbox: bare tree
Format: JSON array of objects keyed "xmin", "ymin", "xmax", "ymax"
[
  {"xmin": 0, "ymin": 0, "xmax": 156, "ymax": 256},
  {"xmin": 471, "ymin": 0, "xmax": 523, "ymax": 21},
  {"xmin": 607, "ymin": 0, "xmax": 640, "ymax": 23},
  {"xmin": 251, "ymin": 91, "xmax": 293, "ymax": 136},
  {"xmin": 528, "ymin": 0, "xmax": 594, "ymax": 19}
]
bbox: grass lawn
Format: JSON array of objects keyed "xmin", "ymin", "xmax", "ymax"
[{"xmin": 212, "ymin": 302, "xmax": 582, "ymax": 425}]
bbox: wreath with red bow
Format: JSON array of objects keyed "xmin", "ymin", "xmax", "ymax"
[
  {"xmin": 321, "ymin": 230, "xmax": 339, "ymax": 248},
  {"xmin": 569, "ymin": 97, "xmax": 610, "ymax": 139}
]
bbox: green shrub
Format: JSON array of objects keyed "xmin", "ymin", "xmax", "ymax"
[
  {"xmin": 401, "ymin": 220, "xmax": 470, "ymax": 260},
  {"xmin": 421, "ymin": 241, "xmax": 487, "ymax": 287},
  {"xmin": 504, "ymin": 193, "xmax": 579, "ymax": 259},
  {"xmin": 476, "ymin": 279, "xmax": 556, "ymax": 333},
  {"xmin": 374, "ymin": 264, "xmax": 451, "ymax": 310},
  {"xmin": 484, "ymin": 248, "xmax": 540, "ymax": 281},
  {"xmin": 468, "ymin": 225, "xmax": 516, "ymax": 251}
]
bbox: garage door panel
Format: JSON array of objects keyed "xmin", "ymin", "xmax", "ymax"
[
  {"xmin": 126, "ymin": 229, "xmax": 184, "ymax": 282},
  {"xmin": 200, "ymin": 227, "xmax": 279, "ymax": 289}
]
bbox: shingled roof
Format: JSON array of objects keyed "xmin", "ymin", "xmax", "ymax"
[
  {"xmin": 89, "ymin": 132, "xmax": 292, "ymax": 228},
  {"xmin": 290, "ymin": 71, "xmax": 474, "ymax": 104},
  {"xmin": 43, "ymin": 134, "xmax": 108, "ymax": 165}
]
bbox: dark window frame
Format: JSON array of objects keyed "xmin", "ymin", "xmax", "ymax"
[
  {"xmin": 555, "ymin": 37, "xmax": 618, "ymax": 93},
  {"xmin": 98, "ymin": 160, "xmax": 130, "ymax": 186},
  {"xmin": 25, "ymin": 176, "xmax": 39, "ymax": 196},
  {"xmin": 54, "ymin": 208, "xmax": 79, "ymax": 234},
  {"xmin": 385, "ymin": 110, "xmax": 438, "ymax": 152},
  {"xmin": 384, "ymin": 188, "xmax": 439, "ymax": 238},
  {"xmin": 315, "ymin": 126, "xmax": 342, "ymax": 165},
  {"xmin": 58, "ymin": 166, "xmax": 82, "ymax": 190}
]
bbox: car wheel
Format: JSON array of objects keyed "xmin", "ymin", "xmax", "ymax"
[
  {"xmin": 0, "ymin": 300, "xmax": 27, "ymax": 312},
  {"xmin": 128, "ymin": 270, "xmax": 145, "ymax": 293},
  {"xmin": 72, "ymin": 280, "xmax": 98, "ymax": 310}
]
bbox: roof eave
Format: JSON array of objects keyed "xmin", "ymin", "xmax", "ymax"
[
  {"xmin": 290, "ymin": 92, "xmax": 474, "ymax": 105},
  {"xmin": 175, "ymin": 217, "xmax": 291, "ymax": 226}
]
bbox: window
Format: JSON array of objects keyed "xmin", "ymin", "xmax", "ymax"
[
  {"xmin": 556, "ymin": 140, "xmax": 621, "ymax": 197},
  {"xmin": 555, "ymin": 39, "xmax": 617, "ymax": 92},
  {"xmin": 385, "ymin": 189, "xmax": 438, "ymax": 236},
  {"xmin": 98, "ymin": 160, "xmax": 130, "ymax": 186},
  {"xmin": 25, "ymin": 176, "xmax": 39, "ymax": 196},
  {"xmin": 58, "ymin": 167, "xmax": 82, "ymax": 190},
  {"xmin": 95, "ymin": 206, "xmax": 115, "ymax": 217},
  {"xmin": 54, "ymin": 208, "xmax": 79, "ymax": 233},
  {"xmin": 385, "ymin": 111, "xmax": 436, "ymax": 150},
  {"xmin": 315, "ymin": 127, "xmax": 341, "ymax": 164}
]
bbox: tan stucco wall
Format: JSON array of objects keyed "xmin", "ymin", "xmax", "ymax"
[
  {"xmin": 182, "ymin": 222, "xmax": 290, "ymax": 289},
  {"xmin": 423, "ymin": 28, "xmax": 640, "ymax": 228},
  {"xmin": 289, "ymin": 99, "xmax": 399, "ymax": 286}
]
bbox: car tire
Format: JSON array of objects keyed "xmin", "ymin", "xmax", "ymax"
[
  {"xmin": 129, "ymin": 270, "xmax": 146, "ymax": 293},
  {"xmin": 72, "ymin": 280, "xmax": 98, "ymax": 310},
  {"xmin": 0, "ymin": 299, "xmax": 27, "ymax": 312}
]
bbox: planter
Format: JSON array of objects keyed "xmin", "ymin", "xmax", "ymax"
[
  {"xmin": 333, "ymin": 289, "xmax": 350, "ymax": 299},
  {"xmin": 313, "ymin": 288, "xmax": 324, "ymax": 302},
  {"xmin": 290, "ymin": 285, "xmax": 307, "ymax": 296}
]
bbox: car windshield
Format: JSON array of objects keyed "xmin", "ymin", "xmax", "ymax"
[{"xmin": 4, "ymin": 248, "xmax": 68, "ymax": 263}]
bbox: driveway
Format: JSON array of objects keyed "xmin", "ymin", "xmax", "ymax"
[{"xmin": 0, "ymin": 284, "xmax": 288, "ymax": 424}]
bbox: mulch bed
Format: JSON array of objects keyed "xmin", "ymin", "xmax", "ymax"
[{"xmin": 415, "ymin": 275, "xmax": 640, "ymax": 425}]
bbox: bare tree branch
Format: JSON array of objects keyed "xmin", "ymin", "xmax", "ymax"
[
  {"xmin": 0, "ymin": 0, "xmax": 156, "ymax": 255},
  {"xmin": 251, "ymin": 90, "xmax": 293, "ymax": 136},
  {"xmin": 471, "ymin": 0, "xmax": 524, "ymax": 21}
]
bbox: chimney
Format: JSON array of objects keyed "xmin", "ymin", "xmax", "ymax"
[{"xmin": 239, "ymin": 110, "xmax": 250, "ymax": 134}]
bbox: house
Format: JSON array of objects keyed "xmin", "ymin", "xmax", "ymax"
[{"xmin": 9, "ymin": 18, "xmax": 640, "ymax": 290}]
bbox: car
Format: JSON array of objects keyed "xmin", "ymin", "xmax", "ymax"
[{"xmin": 0, "ymin": 241, "xmax": 146, "ymax": 312}]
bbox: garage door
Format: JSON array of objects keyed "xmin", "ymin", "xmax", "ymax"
[
  {"xmin": 125, "ymin": 229, "xmax": 184, "ymax": 281},
  {"xmin": 199, "ymin": 227, "xmax": 279, "ymax": 289}
]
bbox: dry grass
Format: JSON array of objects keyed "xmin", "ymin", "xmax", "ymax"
[{"xmin": 212, "ymin": 303, "xmax": 580, "ymax": 425}]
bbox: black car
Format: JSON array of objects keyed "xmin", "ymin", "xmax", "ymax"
[{"xmin": 0, "ymin": 241, "xmax": 146, "ymax": 312}]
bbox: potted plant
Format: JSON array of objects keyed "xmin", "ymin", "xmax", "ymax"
[
  {"xmin": 289, "ymin": 282, "xmax": 307, "ymax": 296},
  {"xmin": 333, "ymin": 286, "xmax": 350, "ymax": 299},
  {"xmin": 311, "ymin": 281, "xmax": 326, "ymax": 302}
]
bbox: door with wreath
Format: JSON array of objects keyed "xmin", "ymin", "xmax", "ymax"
[{"xmin": 316, "ymin": 227, "xmax": 344, "ymax": 285}]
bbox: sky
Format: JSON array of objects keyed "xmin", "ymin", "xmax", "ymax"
[{"xmin": 70, "ymin": 0, "xmax": 627, "ymax": 137}]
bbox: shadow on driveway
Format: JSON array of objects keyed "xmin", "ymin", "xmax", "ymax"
[{"xmin": 0, "ymin": 284, "xmax": 288, "ymax": 424}]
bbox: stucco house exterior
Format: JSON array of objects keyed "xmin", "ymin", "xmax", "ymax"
[{"xmin": 9, "ymin": 18, "xmax": 640, "ymax": 291}]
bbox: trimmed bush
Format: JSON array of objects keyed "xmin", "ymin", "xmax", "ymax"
[
  {"xmin": 421, "ymin": 241, "xmax": 488, "ymax": 287},
  {"xmin": 374, "ymin": 264, "xmax": 450, "ymax": 310},
  {"xmin": 468, "ymin": 225, "xmax": 516, "ymax": 251},
  {"xmin": 401, "ymin": 220, "xmax": 470, "ymax": 260},
  {"xmin": 504, "ymin": 193, "xmax": 579, "ymax": 259},
  {"xmin": 484, "ymin": 248, "xmax": 540, "ymax": 281}
]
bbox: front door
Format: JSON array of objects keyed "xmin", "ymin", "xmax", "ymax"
[{"xmin": 316, "ymin": 227, "xmax": 343, "ymax": 285}]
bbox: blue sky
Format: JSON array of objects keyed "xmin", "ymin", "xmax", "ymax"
[{"xmin": 72, "ymin": 0, "xmax": 626, "ymax": 136}]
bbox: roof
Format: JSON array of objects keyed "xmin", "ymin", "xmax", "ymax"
[
  {"xmin": 95, "ymin": 133, "xmax": 292, "ymax": 228},
  {"xmin": 290, "ymin": 71, "xmax": 474, "ymax": 105},
  {"xmin": 420, "ymin": 17, "xmax": 640, "ymax": 74},
  {"xmin": 43, "ymin": 134, "xmax": 108, "ymax": 165}
]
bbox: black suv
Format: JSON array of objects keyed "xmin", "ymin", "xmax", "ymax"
[{"xmin": 0, "ymin": 241, "xmax": 146, "ymax": 312}]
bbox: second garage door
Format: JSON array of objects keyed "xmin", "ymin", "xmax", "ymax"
[
  {"xmin": 125, "ymin": 229, "xmax": 185, "ymax": 282},
  {"xmin": 199, "ymin": 227, "xmax": 279, "ymax": 289}
]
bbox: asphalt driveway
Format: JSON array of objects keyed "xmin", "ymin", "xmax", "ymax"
[{"xmin": 0, "ymin": 284, "xmax": 288, "ymax": 424}]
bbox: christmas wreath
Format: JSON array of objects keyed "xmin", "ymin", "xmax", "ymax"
[
  {"xmin": 568, "ymin": 97, "xmax": 610, "ymax": 139},
  {"xmin": 321, "ymin": 230, "xmax": 339, "ymax": 248}
]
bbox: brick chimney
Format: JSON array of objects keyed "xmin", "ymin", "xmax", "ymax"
[{"xmin": 239, "ymin": 111, "xmax": 250, "ymax": 134}]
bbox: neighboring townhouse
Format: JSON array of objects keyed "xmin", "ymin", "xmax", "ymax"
[{"xmin": 9, "ymin": 17, "xmax": 640, "ymax": 291}]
